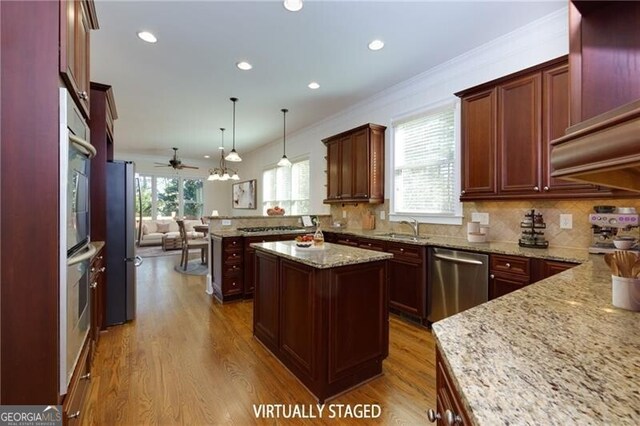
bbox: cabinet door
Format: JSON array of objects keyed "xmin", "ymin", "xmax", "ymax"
[
  {"xmin": 253, "ymin": 252, "xmax": 279, "ymax": 353},
  {"xmin": 498, "ymin": 74, "xmax": 542, "ymax": 194},
  {"xmin": 244, "ymin": 247, "xmax": 256, "ymax": 295},
  {"xmin": 388, "ymin": 258, "xmax": 425, "ymax": 317},
  {"xmin": 489, "ymin": 272, "xmax": 529, "ymax": 300},
  {"xmin": 351, "ymin": 129, "xmax": 370, "ymax": 199},
  {"xmin": 326, "ymin": 140, "xmax": 341, "ymax": 201},
  {"xmin": 540, "ymin": 259, "xmax": 576, "ymax": 280},
  {"xmin": 542, "ymin": 64, "xmax": 599, "ymax": 194},
  {"xmin": 339, "ymin": 135, "xmax": 353, "ymax": 199},
  {"xmin": 461, "ymin": 89, "xmax": 497, "ymax": 198}
]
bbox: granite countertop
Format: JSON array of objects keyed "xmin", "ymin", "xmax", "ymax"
[
  {"xmin": 432, "ymin": 257, "xmax": 640, "ymax": 425},
  {"xmin": 210, "ymin": 228, "xmax": 312, "ymax": 238},
  {"xmin": 251, "ymin": 241, "xmax": 392, "ymax": 269}
]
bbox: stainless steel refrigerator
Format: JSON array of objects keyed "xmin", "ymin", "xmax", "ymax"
[{"xmin": 105, "ymin": 161, "xmax": 140, "ymax": 325}]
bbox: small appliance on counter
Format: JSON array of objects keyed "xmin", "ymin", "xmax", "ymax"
[
  {"xmin": 518, "ymin": 209, "xmax": 549, "ymax": 248},
  {"xmin": 589, "ymin": 206, "xmax": 639, "ymax": 254}
]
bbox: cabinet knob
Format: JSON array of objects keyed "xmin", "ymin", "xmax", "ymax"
[
  {"xmin": 232, "ymin": 282, "xmax": 236, "ymax": 286},
  {"xmin": 543, "ymin": 186, "xmax": 549, "ymax": 191},
  {"xmin": 490, "ymin": 274, "xmax": 495, "ymax": 279},
  {"xmin": 90, "ymin": 281, "xmax": 98, "ymax": 289},
  {"xmin": 533, "ymin": 186, "xmax": 540, "ymax": 191},
  {"xmin": 232, "ymin": 241, "xmax": 237, "ymax": 245},
  {"xmin": 400, "ymin": 248, "xmax": 404, "ymax": 252},
  {"xmin": 99, "ymin": 267, "xmax": 106, "ymax": 272},
  {"xmin": 365, "ymin": 194, "xmax": 369, "ymax": 197},
  {"xmin": 506, "ymin": 263, "xmax": 511, "ymax": 268},
  {"xmin": 91, "ymin": 267, "xmax": 96, "ymax": 273},
  {"xmin": 78, "ymin": 91, "xmax": 88, "ymax": 100},
  {"xmin": 98, "ymin": 255, "xmax": 103, "ymax": 260},
  {"xmin": 427, "ymin": 409, "xmax": 441, "ymax": 423},
  {"xmin": 445, "ymin": 409, "xmax": 462, "ymax": 425},
  {"xmin": 68, "ymin": 411, "xmax": 81, "ymax": 419},
  {"xmin": 461, "ymin": 190, "xmax": 466, "ymax": 195},
  {"xmin": 367, "ymin": 243, "xmax": 372, "ymax": 247},
  {"xmin": 80, "ymin": 372, "xmax": 91, "ymax": 380}
]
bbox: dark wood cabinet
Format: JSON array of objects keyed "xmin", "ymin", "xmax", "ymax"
[
  {"xmin": 458, "ymin": 56, "xmax": 614, "ymax": 200},
  {"xmin": 62, "ymin": 337, "xmax": 91, "ymax": 424},
  {"xmin": 357, "ymin": 237, "xmax": 386, "ymax": 252},
  {"xmin": 60, "ymin": 0, "xmax": 98, "ymax": 119},
  {"xmin": 335, "ymin": 235, "xmax": 360, "ymax": 247},
  {"xmin": 431, "ymin": 346, "xmax": 471, "ymax": 425},
  {"xmin": 489, "ymin": 254, "xmax": 531, "ymax": 300},
  {"xmin": 212, "ymin": 236, "xmax": 244, "ymax": 302},
  {"xmin": 243, "ymin": 233, "xmax": 298, "ymax": 297},
  {"xmin": 323, "ymin": 123, "xmax": 386, "ymax": 204},
  {"xmin": 498, "ymin": 73, "xmax": 541, "ymax": 195},
  {"xmin": 387, "ymin": 242, "xmax": 427, "ymax": 318},
  {"xmin": 460, "ymin": 88, "xmax": 497, "ymax": 198},
  {"xmin": 531, "ymin": 258, "xmax": 578, "ymax": 283},
  {"xmin": 254, "ymin": 251, "xmax": 388, "ymax": 402}
]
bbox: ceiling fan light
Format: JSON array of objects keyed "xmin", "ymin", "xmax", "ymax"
[
  {"xmin": 225, "ymin": 149, "xmax": 242, "ymax": 162},
  {"xmin": 277, "ymin": 155, "xmax": 292, "ymax": 167},
  {"xmin": 231, "ymin": 172, "xmax": 240, "ymax": 180},
  {"xmin": 283, "ymin": 0, "xmax": 303, "ymax": 12}
]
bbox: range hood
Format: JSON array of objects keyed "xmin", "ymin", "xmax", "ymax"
[{"xmin": 550, "ymin": 99, "xmax": 640, "ymax": 192}]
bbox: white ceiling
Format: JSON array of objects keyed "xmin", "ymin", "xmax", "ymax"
[{"xmin": 91, "ymin": 0, "xmax": 565, "ymax": 161}]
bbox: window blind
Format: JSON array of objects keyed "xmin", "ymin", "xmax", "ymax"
[
  {"xmin": 394, "ymin": 106, "xmax": 456, "ymax": 215},
  {"xmin": 262, "ymin": 159, "xmax": 310, "ymax": 215}
]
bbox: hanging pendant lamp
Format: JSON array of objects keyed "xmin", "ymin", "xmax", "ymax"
[
  {"xmin": 277, "ymin": 108, "xmax": 292, "ymax": 167},
  {"xmin": 225, "ymin": 97, "xmax": 242, "ymax": 162},
  {"xmin": 208, "ymin": 127, "xmax": 239, "ymax": 181}
]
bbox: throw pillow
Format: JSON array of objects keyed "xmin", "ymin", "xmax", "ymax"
[
  {"xmin": 141, "ymin": 224, "xmax": 149, "ymax": 235},
  {"xmin": 156, "ymin": 223, "xmax": 171, "ymax": 233}
]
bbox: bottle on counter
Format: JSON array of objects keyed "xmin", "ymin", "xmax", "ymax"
[{"xmin": 313, "ymin": 225, "xmax": 325, "ymax": 247}]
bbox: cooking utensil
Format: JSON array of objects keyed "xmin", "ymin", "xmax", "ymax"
[
  {"xmin": 613, "ymin": 250, "xmax": 638, "ymax": 278},
  {"xmin": 604, "ymin": 253, "xmax": 619, "ymax": 277},
  {"xmin": 632, "ymin": 258, "xmax": 640, "ymax": 278}
]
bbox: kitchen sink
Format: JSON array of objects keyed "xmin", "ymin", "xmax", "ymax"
[{"xmin": 375, "ymin": 232, "xmax": 429, "ymax": 242}]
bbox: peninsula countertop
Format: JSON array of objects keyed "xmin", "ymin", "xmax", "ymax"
[
  {"xmin": 432, "ymin": 257, "xmax": 640, "ymax": 425},
  {"xmin": 251, "ymin": 241, "xmax": 392, "ymax": 269}
]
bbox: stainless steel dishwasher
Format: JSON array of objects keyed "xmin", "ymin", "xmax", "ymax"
[{"xmin": 428, "ymin": 247, "xmax": 488, "ymax": 323}]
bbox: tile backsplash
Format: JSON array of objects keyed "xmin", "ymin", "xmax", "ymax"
[{"xmin": 330, "ymin": 199, "xmax": 640, "ymax": 249}]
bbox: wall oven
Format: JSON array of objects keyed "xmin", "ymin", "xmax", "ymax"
[{"xmin": 60, "ymin": 88, "xmax": 96, "ymax": 394}]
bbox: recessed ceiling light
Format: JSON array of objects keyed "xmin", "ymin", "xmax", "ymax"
[
  {"xmin": 137, "ymin": 31, "xmax": 157, "ymax": 43},
  {"xmin": 283, "ymin": 0, "xmax": 303, "ymax": 12},
  {"xmin": 308, "ymin": 82, "xmax": 320, "ymax": 90},
  {"xmin": 368, "ymin": 39, "xmax": 384, "ymax": 51},
  {"xmin": 236, "ymin": 61, "xmax": 253, "ymax": 71},
  {"xmin": 204, "ymin": 155, "xmax": 210, "ymax": 159}
]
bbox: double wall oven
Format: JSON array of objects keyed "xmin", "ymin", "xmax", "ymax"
[{"xmin": 59, "ymin": 88, "xmax": 96, "ymax": 394}]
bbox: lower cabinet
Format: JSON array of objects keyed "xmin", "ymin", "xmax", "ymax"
[
  {"xmin": 244, "ymin": 233, "xmax": 298, "ymax": 297},
  {"xmin": 63, "ymin": 338, "xmax": 92, "ymax": 424},
  {"xmin": 386, "ymin": 242, "xmax": 427, "ymax": 318},
  {"xmin": 429, "ymin": 346, "xmax": 471, "ymax": 425},
  {"xmin": 89, "ymin": 245, "xmax": 105, "ymax": 358},
  {"xmin": 212, "ymin": 236, "xmax": 244, "ymax": 302}
]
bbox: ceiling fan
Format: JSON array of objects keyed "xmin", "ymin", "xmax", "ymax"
[{"xmin": 154, "ymin": 147, "xmax": 199, "ymax": 170}]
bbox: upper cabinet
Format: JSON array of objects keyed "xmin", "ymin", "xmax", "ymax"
[
  {"xmin": 60, "ymin": 0, "xmax": 99, "ymax": 119},
  {"xmin": 322, "ymin": 123, "xmax": 386, "ymax": 204},
  {"xmin": 457, "ymin": 56, "xmax": 612, "ymax": 201},
  {"xmin": 549, "ymin": 1, "xmax": 640, "ymax": 193}
]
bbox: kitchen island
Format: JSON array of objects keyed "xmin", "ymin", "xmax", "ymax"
[
  {"xmin": 251, "ymin": 241, "xmax": 393, "ymax": 402},
  {"xmin": 431, "ymin": 257, "xmax": 640, "ymax": 425}
]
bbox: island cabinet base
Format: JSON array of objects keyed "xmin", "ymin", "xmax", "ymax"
[{"xmin": 253, "ymin": 251, "xmax": 389, "ymax": 402}]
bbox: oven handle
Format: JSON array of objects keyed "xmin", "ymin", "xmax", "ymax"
[
  {"xmin": 69, "ymin": 134, "xmax": 97, "ymax": 159},
  {"xmin": 67, "ymin": 244, "xmax": 97, "ymax": 266}
]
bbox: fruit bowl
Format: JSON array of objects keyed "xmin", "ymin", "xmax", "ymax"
[
  {"xmin": 295, "ymin": 234, "xmax": 314, "ymax": 247},
  {"xmin": 295, "ymin": 241, "xmax": 313, "ymax": 248}
]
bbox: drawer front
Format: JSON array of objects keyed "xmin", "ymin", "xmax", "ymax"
[
  {"xmin": 386, "ymin": 243, "xmax": 424, "ymax": 262},
  {"xmin": 358, "ymin": 238, "xmax": 386, "ymax": 252},
  {"xmin": 223, "ymin": 249, "xmax": 243, "ymax": 264},
  {"xmin": 491, "ymin": 254, "xmax": 529, "ymax": 276},
  {"xmin": 224, "ymin": 263, "xmax": 243, "ymax": 275},
  {"xmin": 223, "ymin": 237, "xmax": 242, "ymax": 250},
  {"xmin": 63, "ymin": 339, "xmax": 91, "ymax": 424},
  {"xmin": 222, "ymin": 275, "xmax": 243, "ymax": 295},
  {"xmin": 336, "ymin": 236, "xmax": 359, "ymax": 247}
]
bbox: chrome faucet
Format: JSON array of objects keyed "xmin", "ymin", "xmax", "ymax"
[{"xmin": 400, "ymin": 217, "xmax": 419, "ymax": 236}]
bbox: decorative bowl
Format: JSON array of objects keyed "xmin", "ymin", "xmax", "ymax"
[{"xmin": 295, "ymin": 241, "xmax": 313, "ymax": 248}]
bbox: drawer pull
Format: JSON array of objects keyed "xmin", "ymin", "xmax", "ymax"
[
  {"xmin": 427, "ymin": 409, "xmax": 441, "ymax": 422},
  {"xmin": 506, "ymin": 263, "xmax": 511, "ymax": 268},
  {"xmin": 490, "ymin": 274, "xmax": 495, "ymax": 279},
  {"xmin": 91, "ymin": 267, "xmax": 96, "ymax": 273},
  {"xmin": 99, "ymin": 267, "xmax": 106, "ymax": 272},
  {"xmin": 445, "ymin": 409, "xmax": 462, "ymax": 425},
  {"xmin": 98, "ymin": 255, "xmax": 103, "ymax": 260},
  {"xmin": 80, "ymin": 372, "xmax": 91, "ymax": 380},
  {"xmin": 90, "ymin": 281, "xmax": 98, "ymax": 289},
  {"xmin": 78, "ymin": 90, "xmax": 88, "ymax": 100},
  {"xmin": 68, "ymin": 411, "xmax": 81, "ymax": 419},
  {"xmin": 232, "ymin": 282, "xmax": 236, "ymax": 286},
  {"xmin": 400, "ymin": 248, "xmax": 404, "ymax": 252}
]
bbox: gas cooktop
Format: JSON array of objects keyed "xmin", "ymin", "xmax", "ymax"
[{"xmin": 237, "ymin": 226, "xmax": 304, "ymax": 233}]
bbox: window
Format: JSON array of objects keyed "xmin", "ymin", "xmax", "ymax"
[
  {"xmin": 391, "ymin": 103, "xmax": 462, "ymax": 224},
  {"xmin": 134, "ymin": 174, "xmax": 205, "ymax": 220},
  {"xmin": 262, "ymin": 159, "xmax": 310, "ymax": 215}
]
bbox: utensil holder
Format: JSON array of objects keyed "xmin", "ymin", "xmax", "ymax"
[{"xmin": 612, "ymin": 275, "xmax": 640, "ymax": 311}]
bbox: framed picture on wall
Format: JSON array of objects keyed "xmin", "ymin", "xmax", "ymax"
[{"xmin": 232, "ymin": 179, "xmax": 257, "ymax": 209}]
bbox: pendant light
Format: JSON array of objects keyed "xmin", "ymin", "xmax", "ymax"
[
  {"xmin": 225, "ymin": 97, "xmax": 242, "ymax": 162},
  {"xmin": 208, "ymin": 128, "xmax": 239, "ymax": 181},
  {"xmin": 283, "ymin": 0, "xmax": 303, "ymax": 12},
  {"xmin": 277, "ymin": 108, "xmax": 292, "ymax": 167}
]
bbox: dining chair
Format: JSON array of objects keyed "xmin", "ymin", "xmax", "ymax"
[{"xmin": 176, "ymin": 220, "xmax": 208, "ymax": 270}]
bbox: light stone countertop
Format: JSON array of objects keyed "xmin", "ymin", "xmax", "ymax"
[
  {"xmin": 209, "ymin": 229, "xmax": 312, "ymax": 238},
  {"xmin": 432, "ymin": 257, "xmax": 640, "ymax": 425},
  {"xmin": 251, "ymin": 241, "xmax": 392, "ymax": 269}
]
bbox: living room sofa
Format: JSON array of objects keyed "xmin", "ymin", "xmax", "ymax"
[{"xmin": 138, "ymin": 219, "xmax": 205, "ymax": 247}]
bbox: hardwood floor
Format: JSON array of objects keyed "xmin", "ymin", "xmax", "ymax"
[{"xmin": 82, "ymin": 254, "xmax": 437, "ymax": 425}]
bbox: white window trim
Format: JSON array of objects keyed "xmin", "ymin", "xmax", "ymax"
[
  {"xmin": 136, "ymin": 172, "xmax": 205, "ymax": 219},
  {"xmin": 389, "ymin": 98, "xmax": 463, "ymax": 226}
]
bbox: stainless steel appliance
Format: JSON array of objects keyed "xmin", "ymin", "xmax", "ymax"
[
  {"xmin": 59, "ymin": 88, "xmax": 96, "ymax": 394},
  {"xmin": 428, "ymin": 248, "xmax": 488, "ymax": 323},
  {"xmin": 105, "ymin": 161, "xmax": 141, "ymax": 326},
  {"xmin": 589, "ymin": 207, "xmax": 639, "ymax": 254}
]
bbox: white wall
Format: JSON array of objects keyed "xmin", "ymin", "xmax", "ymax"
[{"xmin": 229, "ymin": 8, "xmax": 568, "ymax": 217}]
